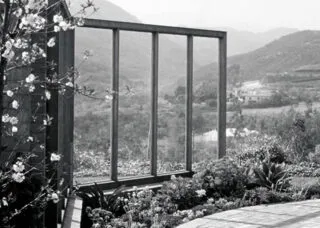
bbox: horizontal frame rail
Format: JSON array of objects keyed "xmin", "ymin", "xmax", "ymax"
[
  {"xmin": 78, "ymin": 171, "xmax": 194, "ymax": 191},
  {"xmin": 80, "ymin": 18, "xmax": 226, "ymax": 38}
]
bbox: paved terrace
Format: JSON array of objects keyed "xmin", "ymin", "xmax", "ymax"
[{"xmin": 178, "ymin": 199, "xmax": 320, "ymax": 228}]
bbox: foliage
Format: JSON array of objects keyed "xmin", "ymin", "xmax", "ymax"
[
  {"xmin": 266, "ymin": 143, "xmax": 286, "ymax": 163},
  {"xmin": 194, "ymin": 157, "xmax": 247, "ymax": 199},
  {"xmin": 158, "ymin": 176, "xmax": 205, "ymax": 210},
  {"xmin": 286, "ymin": 162, "xmax": 320, "ymax": 177},
  {"xmin": 243, "ymin": 187, "xmax": 293, "ymax": 205},
  {"xmin": 77, "ymin": 184, "xmax": 127, "ymax": 218},
  {"xmin": 251, "ymin": 161, "xmax": 291, "ymax": 191}
]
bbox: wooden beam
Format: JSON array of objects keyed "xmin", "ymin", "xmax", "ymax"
[
  {"xmin": 218, "ymin": 34, "xmax": 227, "ymax": 158},
  {"xmin": 78, "ymin": 171, "xmax": 194, "ymax": 191},
  {"xmin": 81, "ymin": 18, "xmax": 226, "ymax": 38},
  {"xmin": 186, "ymin": 35, "xmax": 193, "ymax": 171},
  {"xmin": 111, "ymin": 29, "xmax": 120, "ymax": 181},
  {"xmin": 151, "ymin": 32, "xmax": 159, "ymax": 176}
]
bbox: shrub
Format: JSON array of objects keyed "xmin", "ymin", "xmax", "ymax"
[
  {"xmin": 125, "ymin": 188, "xmax": 155, "ymax": 226},
  {"xmin": 77, "ymin": 184, "xmax": 127, "ymax": 228},
  {"xmin": 194, "ymin": 157, "xmax": 247, "ymax": 199},
  {"xmin": 87, "ymin": 208, "xmax": 114, "ymax": 228},
  {"xmin": 251, "ymin": 161, "xmax": 291, "ymax": 191},
  {"xmin": 158, "ymin": 176, "xmax": 205, "ymax": 210},
  {"xmin": 267, "ymin": 144, "xmax": 286, "ymax": 164},
  {"xmin": 304, "ymin": 184, "xmax": 320, "ymax": 199},
  {"xmin": 243, "ymin": 187, "xmax": 293, "ymax": 205},
  {"xmin": 286, "ymin": 162, "xmax": 320, "ymax": 177}
]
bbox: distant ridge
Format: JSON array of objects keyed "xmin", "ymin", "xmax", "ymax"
[{"xmin": 193, "ymin": 30, "xmax": 320, "ymax": 83}]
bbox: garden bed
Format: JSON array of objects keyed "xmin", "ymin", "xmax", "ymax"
[{"xmin": 76, "ymin": 156, "xmax": 320, "ymax": 228}]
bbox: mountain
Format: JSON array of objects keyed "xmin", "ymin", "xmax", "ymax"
[
  {"xmin": 167, "ymin": 26, "xmax": 298, "ymax": 66},
  {"xmin": 193, "ymin": 30, "xmax": 320, "ymax": 83},
  {"xmin": 70, "ymin": 0, "xmax": 191, "ymax": 95}
]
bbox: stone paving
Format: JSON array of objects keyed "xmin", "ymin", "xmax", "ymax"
[{"xmin": 178, "ymin": 199, "xmax": 320, "ymax": 228}]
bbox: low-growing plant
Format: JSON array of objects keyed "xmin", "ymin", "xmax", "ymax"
[
  {"xmin": 243, "ymin": 187, "xmax": 293, "ymax": 205},
  {"xmin": 77, "ymin": 184, "xmax": 127, "ymax": 228},
  {"xmin": 194, "ymin": 157, "xmax": 248, "ymax": 199},
  {"xmin": 266, "ymin": 143, "xmax": 287, "ymax": 164},
  {"xmin": 158, "ymin": 176, "xmax": 205, "ymax": 210},
  {"xmin": 251, "ymin": 161, "xmax": 291, "ymax": 191}
]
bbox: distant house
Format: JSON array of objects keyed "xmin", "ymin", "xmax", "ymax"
[
  {"xmin": 227, "ymin": 80, "xmax": 273, "ymax": 105},
  {"xmin": 242, "ymin": 89, "xmax": 273, "ymax": 105}
]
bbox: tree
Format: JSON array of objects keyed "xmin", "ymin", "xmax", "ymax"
[{"xmin": 0, "ymin": 1, "xmax": 96, "ymax": 227}]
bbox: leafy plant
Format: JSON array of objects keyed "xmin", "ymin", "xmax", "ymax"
[
  {"xmin": 77, "ymin": 183, "xmax": 127, "ymax": 218},
  {"xmin": 243, "ymin": 187, "xmax": 293, "ymax": 205},
  {"xmin": 158, "ymin": 176, "xmax": 205, "ymax": 210},
  {"xmin": 251, "ymin": 161, "xmax": 291, "ymax": 191},
  {"xmin": 195, "ymin": 157, "xmax": 247, "ymax": 199},
  {"xmin": 266, "ymin": 143, "xmax": 286, "ymax": 164}
]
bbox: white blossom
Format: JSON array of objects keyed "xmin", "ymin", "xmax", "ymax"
[
  {"xmin": 12, "ymin": 173, "xmax": 25, "ymax": 183},
  {"xmin": 26, "ymin": 73, "xmax": 36, "ymax": 83},
  {"xmin": 2, "ymin": 197, "xmax": 8, "ymax": 207},
  {"xmin": 29, "ymin": 84, "xmax": 35, "ymax": 92},
  {"xmin": 53, "ymin": 15, "xmax": 63, "ymax": 23},
  {"xmin": 2, "ymin": 114, "xmax": 10, "ymax": 123},
  {"xmin": 47, "ymin": 37, "xmax": 56, "ymax": 47},
  {"xmin": 195, "ymin": 189, "xmax": 206, "ymax": 197},
  {"xmin": 22, "ymin": 51, "xmax": 30, "ymax": 62},
  {"xmin": 2, "ymin": 40, "xmax": 15, "ymax": 60},
  {"xmin": 50, "ymin": 153, "xmax": 61, "ymax": 162},
  {"xmin": 54, "ymin": 25, "xmax": 60, "ymax": 32},
  {"xmin": 6, "ymin": 90, "xmax": 14, "ymax": 97},
  {"xmin": 51, "ymin": 192, "xmax": 59, "ymax": 203},
  {"xmin": 45, "ymin": 90, "xmax": 51, "ymax": 100},
  {"xmin": 12, "ymin": 126, "xmax": 18, "ymax": 133},
  {"xmin": 65, "ymin": 82, "xmax": 73, "ymax": 87},
  {"xmin": 10, "ymin": 117, "xmax": 18, "ymax": 125},
  {"xmin": 13, "ymin": 161, "xmax": 25, "ymax": 173},
  {"xmin": 27, "ymin": 136, "xmax": 34, "ymax": 142},
  {"xmin": 12, "ymin": 100, "xmax": 19, "ymax": 109},
  {"xmin": 59, "ymin": 21, "xmax": 69, "ymax": 31}
]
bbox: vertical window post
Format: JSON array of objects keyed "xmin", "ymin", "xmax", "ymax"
[
  {"xmin": 218, "ymin": 34, "xmax": 227, "ymax": 158},
  {"xmin": 111, "ymin": 29, "xmax": 120, "ymax": 181},
  {"xmin": 151, "ymin": 32, "xmax": 159, "ymax": 176},
  {"xmin": 186, "ymin": 35, "xmax": 193, "ymax": 171}
]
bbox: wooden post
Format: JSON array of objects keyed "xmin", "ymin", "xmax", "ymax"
[
  {"xmin": 186, "ymin": 35, "xmax": 193, "ymax": 171},
  {"xmin": 218, "ymin": 34, "xmax": 227, "ymax": 158},
  {"xmin": 151, "ymin": 32, "xmax": 159, "ymax": 176},
  {"xmin": 111, "ymin": 29, "xmax": 120, "ymax": 181}
]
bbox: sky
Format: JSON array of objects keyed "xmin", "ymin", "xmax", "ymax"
[{"xmin": 107, "ymin": 0, "xmax": 320, "ymax": 32}]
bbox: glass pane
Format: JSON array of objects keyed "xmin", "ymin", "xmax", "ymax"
[
  {"xmin": 73, "ymin": 28, "xmax": 112, "ymax": 184},
  {"xmin": 192, "ymin": 37, "xmax": 219, "ymax": 171},
  {"xmin": 118, "ymin": 31, "xmax": 151, "ymax": 177},
  {"xmin": 158, "ymin": 34, "xmax": 187, "ymax": 173}
]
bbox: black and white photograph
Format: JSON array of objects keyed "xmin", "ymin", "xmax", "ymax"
[{"xmin": 1, "ymin": 0, "xmax": 320, "ymax": 227}]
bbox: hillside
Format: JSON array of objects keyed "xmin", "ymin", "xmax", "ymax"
[
  {"xmin": 194, "ymin": 30, "xmax": 320, "ymax": 83},
  {"xmin": 70, "ymin": 0, "xmax": 190, "ymax": 95},
  {"xmin": 69, "ymin": 0, "xmax": 299, "ymax": 96},
  {"xmin": 168, "ymin": 27, "xmax": 298, "ymax": 66}
]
